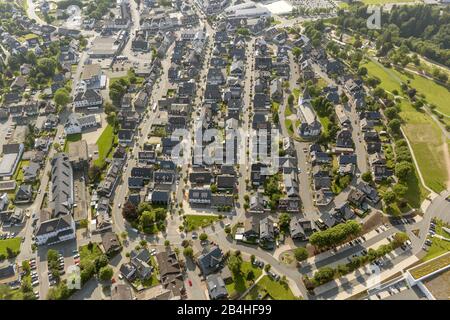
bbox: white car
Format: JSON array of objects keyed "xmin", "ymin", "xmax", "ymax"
[{"xmin": 118, "ymin": 203, "xmax": 122, "ymax": 209}]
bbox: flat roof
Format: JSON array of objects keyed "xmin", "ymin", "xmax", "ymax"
[
  {"xmin": 423, "ymin": 268, "xmax": 450, "ymax": 300},
  {"xmin": 89, "ymin": 37, "xmax": 119, "ymax": 56},
  {"xmin": 409, "ymin": 252, "xmax": 450, "ymax": 280},
  {"xmin": 0, "ymin": 154, "xmax": 20, "ymax": 176},
  {"xmin": 68, "ymin": 140, "xmax": 89, "ymax": 163}
]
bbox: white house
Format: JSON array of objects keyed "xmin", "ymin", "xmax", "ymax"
[
  {"xmin": 64, "ymin": 113, "xmax": 101, "ymax": 135},
  {"xmin": 35, "ymin": 215, "xmax": 76, "ymax": 246},
  {"xmin": 73, "ymin": 89, "xmax": 103, "ymax": 110}
]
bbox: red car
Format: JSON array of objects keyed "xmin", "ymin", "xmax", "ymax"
[{"xmin": 188, "ymin": 280, "xmax": 192, "ymax": 287}]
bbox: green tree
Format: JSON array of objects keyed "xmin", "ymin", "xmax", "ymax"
[
  {"xmin": 94, "ymin": 254, "xmax": 109, "ymax": 272},
  {"xmin": 278, "ymin": 213, "xmax": 291, "ymax": 230},
  {"xmin": 383, "ymin": 190, "xmax": 396, "ymax": 204},
  {"xmin": 294, "ymin": 247, "xmax": 309, "ymax": 262},
  {"xmin": 183, "ymin": 246, "xmax": 193, "ymax": 257},
  {"xmin": 388, "ymin": 119, "xmax": 401, "ymax": 135},
  {"xmin": 361, "ymin": 171, "xmax": 373, "ymax": 183},
  {"xmin": 98, "ymin": 266, "xmax": 113, "ymax": 281},
  {"xmin": 53, "ymin": 88, "xmax": 71, "ymax": 106},
  {"xmin": 199, "ymin": 233, "xmax": 208, "ymax": 241},
  {"xmin": 246, "ymin": 270, "xmax": 255, "ymax": 282},
  {"xmin": 313, "ymin": 267, "xmax": 335, "ymax": 285},
  {"xmin": 395, "ymin": 161, "xmax": 413, "ymax": 181},
  {"xmin": 227, "ymin": 254, "xmax": 243, "ymax": 275}
]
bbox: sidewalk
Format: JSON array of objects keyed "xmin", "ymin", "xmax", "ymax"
[
  {"xmin": 313, "ymin": 250, "xmax": 418, "ymax": 298},
  {"xmin": 305, "ymin": 228, "xmax": 385, "ymax": 265}
]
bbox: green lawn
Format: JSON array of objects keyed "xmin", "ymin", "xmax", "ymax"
[
  {"xmin": 13, "ymin": 160, "xmax": 29, "ymax": 183},
  {"xmin": 398, "ymin": 70, "xmax": 450, "ymax": 117},
  {"xmin": 361, "ymin": 0, "xmax": 415, "ymax": 4},
  {"xmin": 284, "ymin": 104, "xmax": 293, "ymax": 117},
  {"xmin": 399, "ymin": 101, "xmax": 449, "ymax": 193},
  {"xmin": 64, "ymin": 133, "xmax": 82, "ymax": 152},
  {"xmin": 423, "ymin": 220, "xmax": 450, "ymax": 262},
  {"xmin": 285, "ymin": 119, "xmax": 294, "ymax": 136},
  {"xmin": 134, "ymin": 256, "xmax": 160, "ymax": 288},
  {"xmin": 318, "ymin": 116, "xmax": 330, "ymax": 136},
  {"xmin": 184, "ymin": 215, "xmax": 220, "ymax": 232},
  {"xmin": 363, "ymin": 60, "xmax": 449, "ymax": 193},
  {"xmin": 79, "ymin": 243, "xmax": 103, "ymax": 264},
  {"xmin": 0, "ymin": 238, "xmax": 22, "ymax": 257},
  {"xmin": 244, "ymin": 275, "xmax": 297, "ymax": 300},
  {"xmin": 225, "ymin": 261, "xmax": 262, "ymax": 298},
  {"xmin": 94, "ymin": 124, "xmax": 115, "ymax": 168},
  {"xmin": 293, "ymin": 88, "xmax": 300, "ymax": 101},
  {"xmin": 411, "ymin": 252, "xmax": 450, "ymax": 279}
]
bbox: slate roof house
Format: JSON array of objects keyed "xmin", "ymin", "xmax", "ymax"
[
  {"xmin": 35, "ymin": 214, "xmax": 76, "ymax": 246},
  {"xmin": 197, "ymin": 246, "xmax": 223, "ymax": 276},
  {"xmin": 206, "ymin": 274, "xmax": 228, "ymax": 300}
]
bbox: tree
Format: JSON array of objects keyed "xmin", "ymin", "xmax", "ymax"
[
  {"xmin": 246, "ymin": 270, "xmax": 255, "ymax": 282},
  {"xmin": 395, "ymin": 161, "xmax": 413, "ymax": 181},
  {"xmin": 361, "ymin": 171, "xmax": 373, "ymax": 183},
  {"xmin": 98, "ymin": 266, "xmax": 113, "ymax": 281},
  {"xmin": 88, "ymin": 164, "xmax": 102, "ymax": 182},
  {"xmin": 183, "ymin": 246, "xmax": 193, "ymax": 257},
  {"xmin": 47, "ymin": 249, "xmax": 59, "ymax": 262},
  {"xmin": 210, "ymin": 183, "xmax": 218, "ymax": 193},
  {"xmin": 288, "ymin": 94, "xmax": 294, "ymax": 106},
  {"xmin": 313, "ymin": 267, "xmax": 335, "ymax": 285},
  {"xmin": 199, "ymin": 233, "xmax": 208, "ymax": 241},
  {"xmin": 292, "ymin": 46, "xmax": 302, "ymax": 58},
  {"xmin": 36, "ymin": 57, "xmax": 56, "ymax": 77},
  {"xmin": 140, "ymin": 211, "xmax": 156, "ymax": 228},
  {"xmin": 54, "ymin": 88, "xmax": 71, "ymax": 107},
  {"xmin": 310, "ymin": 220, "xmax": 362, "ymax": 249},
  {"xmin": 120, "ymin": 231, "xmax": 128, "ymax": 240},
  {"xmin": 294, "ymin": 247, "xmax": 309, "ymax": 262},
  {"xmin": 383, "ymin": 191, "xmax": 396, "ymax": 205},
  {"xmin": 224, "ymin": 226, "xmax": 231, "ymax": 234},
  {"xmin": 137, "ymin": 202, "xmax": 152, "ymax": 215},
  {"xmin": 22, "ymin": 261, "xmax": 31, "ymax": 275},
  {"xmin": 139, "ymin": 239, "xmax": 148, "ymax": 248},
  {"xmin": 122, "ymin": 201, "xmax": 138, "ymax": 221},
  {"xmin": 164, "ymin": 240, "xmax": 170, "ymax": 246},
  {"xmin": 264, "ymin": 264, "xmax": 271, "ymax": 272},
  {"xmin": 388, "ymin": 119, "xmax": 401, "ymax": 135},
  {"xmin": 358, "ymin": 66, "xmax": 368, "ymax": 76},
  {"xmin": 104, "ymin": 101, "xmax": 117, "ymax": 115},
  {"xmin": 227, "ymin": 254, "xmax": 243, "ymax": 275},
  {"xmin": 393, "ymin": 183, "xmax": 408, "ymax": 198},
  {"xmin": 393, "ymin": 232, "xmax": 409, "ymax": 247},
  {"xmin": 385, "ymin": 107, "xmax": 398, "ymax": 120},
  {"xmin": 278, "ymin": 213, "xmax": 291, "ymax": 230},
  {"xmin": 94, "ymin": 254, "xmax": 109, "ymax": 272},
  {"xmin": 250, "ymin": 255, "xmax": 256, "ymax": 263}
]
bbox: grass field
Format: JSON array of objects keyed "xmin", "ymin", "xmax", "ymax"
[
  {"xmin": 285, "ymin": 119, "xmax": 294, "ymax": 136},
  {"xmin": 94, "ymin": 124, "xmax": 115, "ymax": 168},
  {"xmin": 64, "ymin": 133, "xmax": 82, "ymax": 152},
  {"xmin": 399, "ymin": 101, "xmax": 449, "ymax": 193},
  {"xmin": 363, "ymin": 60, "xmax": 449, "ymax": 193},
  {"xmin": 244, "ymin": 275, "xmax": 297, "ymax": 300},
  {"xmin": 13, "ymin": 160, "xmax": 29, "ymax": 183},
  {"xmin": 79, "ymin": 243, "xmax": 103, "ymax": 264},
  {"xmin": 411, "ymin": 252, "xmax": 450, "ymax": 279},
  {"xmin": 423, "ymin": 220, "xmax": 450, "ymax": 262},
  {"xmin": 361, "ymin": 0, "xmax": 415, "ymax": 4},
  {"xmin": 0, "ymin": 237, "xmax": 21, "ymax": 257},
  {"xmin": 184, "ymin": 215, "xmax": 220, "ymax": 232},
  {"xmin": 225, "ymin": 261, "xmax": 262, "ymax": 298}
]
